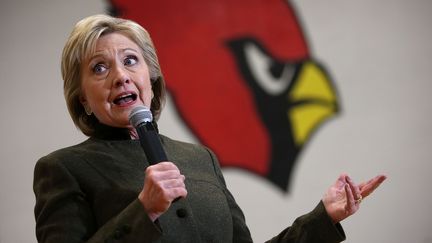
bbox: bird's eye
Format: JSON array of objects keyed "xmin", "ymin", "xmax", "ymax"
[{"xmin": 244, "ymin": 43, "xmax": 294, "ymax": 95}]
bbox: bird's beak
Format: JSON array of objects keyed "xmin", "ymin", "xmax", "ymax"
[{"xmin": 288, "ymin": 61, "xmax": 339, "ymax": 146}]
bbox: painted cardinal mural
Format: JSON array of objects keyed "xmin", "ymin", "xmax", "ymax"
[{"xmin": 109, "ymin": 0, "xmax": 340, "ymax": 192}]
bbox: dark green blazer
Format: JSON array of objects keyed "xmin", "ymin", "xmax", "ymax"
[{"xmin": 34, "ymin": 125, "xmax": 345, "ymax": 243}]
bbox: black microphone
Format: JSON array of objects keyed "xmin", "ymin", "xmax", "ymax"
[
  {"xmin": 129, "ymin": 105, "xmax": 182, "ymax": 203},
  {"xmin": 129, "ymin": 106, "xmax": 168, "ymax": 165}
]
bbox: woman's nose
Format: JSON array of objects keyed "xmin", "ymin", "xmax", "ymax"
[{"xmin": 112, "ymin": 65, "xmax": 130, "ymax": 87}]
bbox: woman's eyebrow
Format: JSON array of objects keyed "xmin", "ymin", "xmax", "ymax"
[
  {"xmin": 121, "ymin": 47, "xmax": 139, "ymax": 53},
  {"xmin": 86, "ymin": 53, "xmax": 106, "ymax": 65},
  {"xmin": 87, "ymin": 47, "xmax": 139, "ymax": 62}
]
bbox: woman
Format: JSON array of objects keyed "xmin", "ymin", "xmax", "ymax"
[{"xmin": 33, "ymin": 14, "xmax": 386, "ymax": 243}]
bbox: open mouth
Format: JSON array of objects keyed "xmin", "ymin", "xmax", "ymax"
[{"xmin": 113, "ymin": 92, "xmax": 138, "ymax": 106}]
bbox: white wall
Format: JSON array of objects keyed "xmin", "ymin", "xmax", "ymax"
[{"xmin": 1, "ymin": 0, "xmax": 431, "ymax": 242}]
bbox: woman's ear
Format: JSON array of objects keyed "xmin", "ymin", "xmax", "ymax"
[{"xmin": 79, "ymin": 95, "xmax": 92, "ymax": 116}]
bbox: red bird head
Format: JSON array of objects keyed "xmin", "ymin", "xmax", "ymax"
[{"xmin": 109, "ymin": 0, "xmax": 339, "ymax": 192}]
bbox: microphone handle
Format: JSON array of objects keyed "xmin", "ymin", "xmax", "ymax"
[
  {"xmin": 136, "ymin": 122, "xmax": 181, "ymax": 203},
  {"xmin": 136, "ymin": 122, "xmax": 168, "ymax": 165}
]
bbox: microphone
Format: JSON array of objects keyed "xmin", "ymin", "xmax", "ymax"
[
  {"xmin": 129, "ymin": 105, "xmax": 182, "ymax": 203},
  {"xmin": 129, "ymin": 105, "xmax": 168, "ymax": 165}
]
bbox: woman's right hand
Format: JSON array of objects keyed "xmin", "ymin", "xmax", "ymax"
[
  {"xmin": 138, "ymin": 162, "xmax": 187, "ymax": 222},
  {"xmin": 322, "ymin": 173, "xmax": 386, "ymax": 223}
]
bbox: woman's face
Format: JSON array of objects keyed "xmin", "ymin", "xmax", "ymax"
[{"xmin": 80, "ymin": 32, "xmax": 152, "ymax": 129}]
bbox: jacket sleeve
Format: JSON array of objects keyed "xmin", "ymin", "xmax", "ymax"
[
  {"xmin": 265, "ymin": 201, "xmax": 346, "ymax": 243},
  {"xmin": 206, "ymin": 148, "xmax": 346, "ymax": 243},
  {"xmin": 33, "ymin": 155, "xmax": 161, "ymax": 243}
]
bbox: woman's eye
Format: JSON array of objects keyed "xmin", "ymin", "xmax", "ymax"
[
  {"xmin": 93, "ymin": 64, "xmax": 107, "ymax": 74},
  {"xmin": 124, "ymin": 56, "xmax": 138, "ymax": 66}
]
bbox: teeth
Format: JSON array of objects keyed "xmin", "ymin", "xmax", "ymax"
[
  {"xmin": 118, "ymin": 93, "xmax": 133, "ymax": 99},
  {"xmin": 113, "ymin": 93, "xmax": 136, "ymax": 105}
]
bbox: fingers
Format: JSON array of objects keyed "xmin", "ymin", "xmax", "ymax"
[
  {"xmin": 145, "ymin": 162, "xmax": 186, "ymax": 193},
  {"xmin": 147, "ymin": 161, "xmax": 180, "ymax": 172},
  {"xmin": 159, "ymin": 175, "xmax": 188, "ymax": 199},
  {"xmin": 146, "ymin": 162, "xmax": 183, "ymax": 180},
  {"xmin": 335, "ymin": 173, "xmax": 348, "ymax": 189},
  {"xmin": 141, "ymin": 162, "xmax": 188, "ymax": 215},
  {"xmin": 324, "ymin": 173, "xmax": 385, "ymax": 223},
  {"xmin": 160, "ymin": 175, "xmax": 186, "ymax": 188},
  {"xmin": 146, "ymin": 168, "xmax": 182, "ymax": 182},
  {"xmin": 346, "ymin": 176, "xmax": 362, "ymax": 202},
  {"xmin": 344, "ymin": 183, "xmax": 356, "ymax": 211},
  {"xmin": 345, "ymin": 176, "xmax": 362, "ymax": 212},
  {"xmin": 152, "ymin": 181, "xmax": 187, "ymax": 201},
  {"xmin": 360, "ymin": 174, "xmax": 387, "ymax": 198}
]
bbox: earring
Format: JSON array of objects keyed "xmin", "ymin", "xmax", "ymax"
[{"xmin": 84, "ymin": 105, "xmax": 92, "ymax": 116}]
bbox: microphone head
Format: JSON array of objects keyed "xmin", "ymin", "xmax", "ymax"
[{"xmin": 129, "ymin": 106, "xmax": 153, "ymax": 128}]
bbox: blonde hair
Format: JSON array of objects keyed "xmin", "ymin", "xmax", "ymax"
[{"xmin": 62, "ymin": 14, "xmax": 165, "ymax": 136}]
